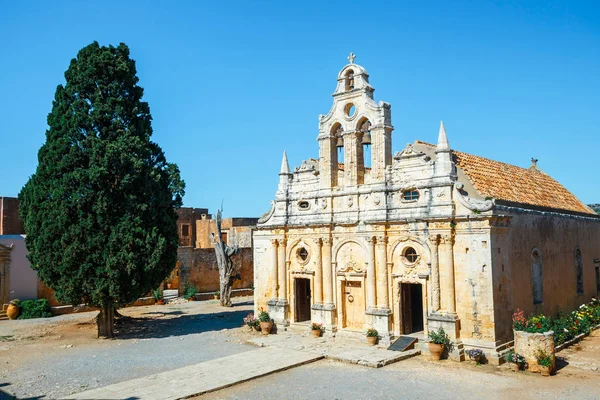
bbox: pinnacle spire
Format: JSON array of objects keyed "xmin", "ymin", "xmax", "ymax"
[
  {"xmin": 279, "ymin": 150, "xmax": 290, "ymax": 174},
  {"xmin": 436, "ymin": 121, "xmax": 450, "ymax": 152}
]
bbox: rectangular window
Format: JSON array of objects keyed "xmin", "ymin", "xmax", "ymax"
[
  {"xmin": 181, "ymin": 224, "xmax": 190, "ymax": 237},
  {"xmin": 221, "ymin": 232, "xmax": 228, "ymax": 244},
  {"xmin": 595, "ymin": 266, "xmax": 600, "ymax": 295}
]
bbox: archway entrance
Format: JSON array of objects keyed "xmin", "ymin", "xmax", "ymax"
[
  {"xmin": 400, "ymin": 283, "xmax": 423, "ymax": 334},
  {"xmin": 294, "ymin": 278, "xmax": 311, "ymax": 322}
]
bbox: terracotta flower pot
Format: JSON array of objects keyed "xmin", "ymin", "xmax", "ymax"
[
  {"xmin": 213, "ymin": 295, "xmax": 219, "ymax": 300},
  {"xmin": 157, "ymin": 300, "xmax": 165, "ymax": 305},
  {"xmin": 367, "ymin": 336, "xmax": 377, "ymax": 345},
  {"xmin": 260, "ymin": 321, "xmax": 273, "ymax": 335},
  {"xmin": 6, "ymin": 304, "xmax": 20, "ymax": 320},
  {"xmin": 510, "ymin": 363, "xmax": 520, "ymax": 372},
  {"xmin": 311, "ymin": 329, "xmax": 321, "ymax": 338},
  {"xmin": 188, "ymin": 297, "xmax": 194, "ymax": 301},
  {"xmin": 167, "ymin": 283, "xmax": 172, "ymax": 289},
  {"xmin": 539, "ymin": 365, "xmax": 552, "ymax": 376},
  {"xmin": 429, "ymin": 343, "xmax": 445, "ymax": 361}
]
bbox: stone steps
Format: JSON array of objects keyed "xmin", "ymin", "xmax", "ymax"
[
  {"xmin": 163, "ymin": 289, "xmax": 179, "ymax": 300},
  {"xmin": 0, "ymin": 310, "xmax": 8, "ymax": 321}
]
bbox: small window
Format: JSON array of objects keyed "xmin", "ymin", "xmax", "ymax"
[
  {"xmin": 575, "ymin": 248, "xmax": 584, "ymax": 295},
  {"xmin": 181, "ymin": 224, "xmax": 190, "ymax": 237},
  {"xmin": 595, "ymin": 265, "xmax": 600, "ymax": 295},
  {"xmin": 402, "ymin": 190, "xmax": 420, "ymax": 201},
  {"xmin": 403, "ymin": 247, "xmax": 418, "ymax": 263},
  {"xmin": 532, "ymin": 249, "xmax": 543, "ymax": 305},
  {"xmin": 298, "ymin": 201, "xmax": 310, "ymax": 210},
  {"xmin": 221, "ymin": 232, "xmax": 228, "ymax": 244},
  {"xmin": 299, "ymin": 248, "xmax": 308, "ymax": 261}
]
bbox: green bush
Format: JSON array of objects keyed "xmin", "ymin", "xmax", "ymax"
[
  {"xmin": 182, "ymin": 284, "xmax": 197, "ymax": 299},
  {"xmin": 18, "ymin": 299, "xmax": 52, "ymax": 319}
]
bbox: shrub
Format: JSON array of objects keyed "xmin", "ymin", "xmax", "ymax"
[
  {"xmin": 366, "ymin": 328, "xmax": 378, "ymax": 337},
  {"xmin": 258, "ymin": 310, "xmax": 272, "ymax": 323},
  {"xmin": 428, "ymin": 327, "xmax": 452, "ymax": 347},
  {"xmin": 243, "ymin": 313, "xmax": 259, "ymax": 328},
  {"xmin": 182, "ymin": 284, "xmax": 197, "ymax": 299},
  {"xmin": 311, "ymin": 322, "xmax": 323, "ymax": 331},
  {"xmin": 535, "ymin": 349, "xmax": 553, "ymax": 367},
  {"xmin": 152, "ymin": 289, "xmax": 163, "ymax": 301},
  {"xmin": 17, "ymin": 299, "xmax": 52, "ymax": 319}
]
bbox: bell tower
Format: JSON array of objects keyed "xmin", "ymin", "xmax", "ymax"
[{"xmin": 318, "ymin": 53, "xmax": 393, "ymax": 189}]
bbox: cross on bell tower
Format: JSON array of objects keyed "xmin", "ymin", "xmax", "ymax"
[{"xmin": 348, "ymin": 52, "xmax": 356, "ymax": 64}]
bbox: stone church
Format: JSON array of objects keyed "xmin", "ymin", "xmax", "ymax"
[{"xmin": 253, "ymin": 54, "xmax": 600, "ymax": 362}]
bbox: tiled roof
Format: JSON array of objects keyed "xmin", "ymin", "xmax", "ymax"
[{"xmin": 415, "ymin": 141, "xmax": 595, "ymax": 215}]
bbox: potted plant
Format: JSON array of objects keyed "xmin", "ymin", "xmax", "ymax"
[
  {"xmin": 428, "ymin": 327, "xmax": 452, "ymax": 361},
  {"xmin": 310, "ymin": 322, "xmax": 323, "ymax": 338},
  {"xmin": 183, "ymin": 284, "xmax": 197, "ymax": 301},
  {"xmin": 504, "ymin": 349, "xmax": 526, "ymax": 371},
  {"xmin": 258, "ymin": 309, "xmax": 273, "ymax": 335},
  {"xmin": 536, "ymin": 349, "xmax": 553, "ymax": 376},
  {"xmin": 243, "ymin": 313, "xmax": 258, "ymax": 332},
  {"xmin": 6, "ymin": 299, "xmax": 20, "ymax": 320},
  {"xmin": 153, "ymin": 289, "xmax": 164, "ymax": 305},
  {"xmin": 366, "ymin": 328, "xmax": 378, "ymax": 345},
  {"xmin": 213, "ymin": 291, "xmax": 220, "ymax": 300},
  {"xmin": 466, "ymin": 348, "xmax": 484, "ymax": 364}
]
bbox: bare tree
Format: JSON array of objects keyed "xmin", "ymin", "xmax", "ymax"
[{"xmin": 210, "ymin": 208, "xmax": 240, "ymax": 306}]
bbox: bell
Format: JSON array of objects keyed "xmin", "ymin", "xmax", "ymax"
[
  {"xmin": 361, "ymin": 132, "xmax": 371, "ymax": 145},
  {"xmin": 336, "ymin": 136, "xmax": 344, "ymax": 148}
]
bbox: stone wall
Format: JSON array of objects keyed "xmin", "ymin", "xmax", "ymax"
[
  {"xmin": 491, "ymin": 208, "xmax": 600, "ymax": 345},
  {"xmin": 178, "ymin": 247, "xmax": 253, "ymax": 293}
]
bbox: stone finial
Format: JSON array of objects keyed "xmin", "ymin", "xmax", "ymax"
[
  {"xmin": 436, "ymin": 121, "xmax": 450, "ymax": 153},
  {"xmin": 531, "ymin": 158, "xmax": 538, "ymax": 167},
  {"xmin": 279, "ymin": 150, "xmax": 290, "ymax": 175},
  {"xmin": 348, "ymin": 52, "xmax": 356, "ymax": 64}
]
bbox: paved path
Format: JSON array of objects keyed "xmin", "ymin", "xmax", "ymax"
[
  {"xmin": 63, "ymin": 347, "xmax": 323, "ymax": 400},
  {"xmin": 246, "ymin": 331, "xmax": 420, "ymax": 367}
]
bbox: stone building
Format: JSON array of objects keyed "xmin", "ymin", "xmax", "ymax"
[
  {"xmin": 174, "ymin": 208, "xmax": 257, "ymax": 297},
  {"xmin": 253, "ymin": 55, "xmax": 600, "ymax": 362}
]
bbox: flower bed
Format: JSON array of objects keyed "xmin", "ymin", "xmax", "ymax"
[{"xmin": 513, "ymin": 297, "xmax": 600, "ymax": 347}]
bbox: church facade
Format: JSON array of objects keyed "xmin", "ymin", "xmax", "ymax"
[{"xmin": 253, "ymin": 55, "xmax": 600, "ymax": 363}]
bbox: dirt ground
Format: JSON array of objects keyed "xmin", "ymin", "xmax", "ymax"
[{"xmin": 0, "ymin": 297, "xmax": 254, "ymax": 399}]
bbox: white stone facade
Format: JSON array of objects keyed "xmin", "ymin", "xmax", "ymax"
[{"xmin": 253, "ymin": 56, "xmax": 600, "ymax": 363}]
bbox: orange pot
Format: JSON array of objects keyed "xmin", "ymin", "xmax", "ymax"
[
  {"xmin": 367, "ymin": 336, "xmax": 377, "ymax": 345},
  {"xmin": 260, "ymin": 321, "xmax": 273, "ymax": 335},
  {"xmin": 311, "ymin": 329, "xmax": 321, "ymax": 338},
  {"xmin": 7, "ymin": 304, "xmax": 20, "ymax": 320},
  {"xmin": 429, "ymin": 343, "xmax": 444, "ymax": 361}
]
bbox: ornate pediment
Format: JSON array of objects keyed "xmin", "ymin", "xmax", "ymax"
[
  {"xmin": 337, "ymin": 259, "xmax": 365, "ymax": 273},
  {"xmin": 393, "ymin": 144, "xmax": 431, "ymax": 161}
]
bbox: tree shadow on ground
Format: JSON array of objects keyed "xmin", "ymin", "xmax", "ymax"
[
  {"xmin": 139, "ymin": 310, "xmax": 186, "ymax": 316},
  {"xmin": 113, "ymin": 309, "xmax": 248, "ymax": 340},
  {"xmin": 0, "ymin": 383, "xmax": 45, "ymax": 400}
]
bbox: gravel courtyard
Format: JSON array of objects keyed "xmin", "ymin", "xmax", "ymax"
[{"xmin": 0, "ymin": 297, "xmax": 254, "ymax": 399}]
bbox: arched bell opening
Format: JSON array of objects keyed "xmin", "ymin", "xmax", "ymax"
[
  {"xmin": 344, "ymin": 69, "xmax": 355, "ymax": 91},
  {"xmin": 331, "ymin": 123, "xmax": 345, "ymax": 180},
  {"xmin": 357, "ymin": 117, "xmax": 372, "ymax": 169}
]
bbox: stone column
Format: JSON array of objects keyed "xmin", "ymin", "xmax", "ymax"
[
  {"xmin": 366, "ymin": 236, "xmax": 376, "ymax": 310},
  {"xmin": 429, "ymin": 235, "xmax": 440, "ymax": 312},
  {"xmin": 270, "ymin": 239, "xmax": 279, "ymax": 300},
  {"xmin": 278, "ymin": 238, "xmax": 287, "ymax": 301},
  {"xmin": 375, "ymin": 236, "xmax": 389, "ymax": 309},
  {"xmin": 313, "ymin": 238, "xmax": 323, "ymax": 304},
  {"xmin": 322, "ymin": 238, "xmax": 333, "ymax": 305},
  {"xmin": 441, "ymin": 234, "xmax": 456, "ymax": 314}
]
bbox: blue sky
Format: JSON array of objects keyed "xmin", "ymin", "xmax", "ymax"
[{"xmin": 1, "ymin": 1, "xmax": 598, "ymax": 217}]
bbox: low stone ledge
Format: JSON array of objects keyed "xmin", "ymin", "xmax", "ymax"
[{"xmin": 555, "ymin": 323, "xmax": 600, "ymax": 352}]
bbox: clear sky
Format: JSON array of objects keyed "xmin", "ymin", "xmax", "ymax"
[{"xmin": 1, "ymin": 1, "xmax": 598, "ymax": 217}]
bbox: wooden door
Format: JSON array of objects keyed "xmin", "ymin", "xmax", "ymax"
[
  {"xmin": 295, "ymin": 278, "xmax": 311, "ymax": 322},
  {"xmin": 343, "ymin": 280, "xmax": 364, "ymax": 330}
]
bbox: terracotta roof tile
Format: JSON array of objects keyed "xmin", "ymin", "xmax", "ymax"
[{"xmin": 415, "ymin": 141, "xmax": 594, "ymax": 215}]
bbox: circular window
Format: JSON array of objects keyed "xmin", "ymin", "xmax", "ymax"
[
  {"xmin": 345, "ymin": 103, "xmax": 356, "ymax": 117},
  {"xmin": 403, "ymin": 247, "xmax": 418, "ymax": 264}
]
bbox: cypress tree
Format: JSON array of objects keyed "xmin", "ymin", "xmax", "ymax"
[{"xmin": 19, "ymin": 42, "xmax": 184, "ymax": 338}]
